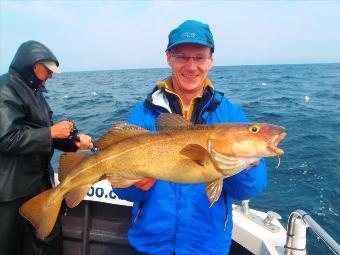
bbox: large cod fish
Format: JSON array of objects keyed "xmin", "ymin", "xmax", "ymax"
[{"xmin": 20, "ymin": 113, "xmax": 286, "ymax": 239}]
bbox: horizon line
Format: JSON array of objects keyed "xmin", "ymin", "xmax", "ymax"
[{"xmin": 54, "ymin": 62, "xmax": 340, "ymax": 74}]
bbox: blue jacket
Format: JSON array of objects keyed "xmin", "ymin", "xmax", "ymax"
[{"xmin": 113, "ymin": 81, "xmax": 267, "ymax": 255}]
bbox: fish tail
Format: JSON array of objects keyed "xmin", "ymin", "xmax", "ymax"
[{"xmin": 19, "ymin": 188, "xmax": 63, "ymax": 239}]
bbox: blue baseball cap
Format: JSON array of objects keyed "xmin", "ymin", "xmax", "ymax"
[{"xmin": 166, "ymin": 20, "xmax": 214, "ymax": 52}]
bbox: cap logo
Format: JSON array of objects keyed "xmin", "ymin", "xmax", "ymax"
[{"xmin": 181, "ymin": 32, "xmax": 196, "ymax": 38}]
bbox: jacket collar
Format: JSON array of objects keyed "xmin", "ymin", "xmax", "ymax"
[
  {"xmin": 156, "ymin": 77, "xmax": 214, "ymax": 93},
  {"xmin": 144, "ymin": 77, "xmax": 223, "ymax": 124},
  {"xmin": 9, "ymin": 68, "xmax": 41, "ymax": 90}
]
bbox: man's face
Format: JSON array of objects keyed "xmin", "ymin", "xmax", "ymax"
[
  {"xmin": 166, "ymin": 43, "xmax": 214, "ymax": 96},
  {"xmin": 33, "ymin": 63, "xmax": 53, "ymax": 87}
]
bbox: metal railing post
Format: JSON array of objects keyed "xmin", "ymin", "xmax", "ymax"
[{"xmin": 285, "ymin": 210, "xmax": 340, "ymax": 255}]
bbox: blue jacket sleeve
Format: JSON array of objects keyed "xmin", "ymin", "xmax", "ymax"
[
  {"xmin": 127, "ymin": 102, "xmax": 149, "ymax": 127},
  {"xmin": 222, "ymin": 101, "xmax": 268, "ymax": 200},
  {"xmin": 112, "ymin": 185, "xmax": 153, "ymax": 202},
  {"xmin": 111, "ymin": 102, "xmax": 154, "ymax": 202}
]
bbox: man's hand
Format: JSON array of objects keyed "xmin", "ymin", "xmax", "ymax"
[
  {"xmin": 246, "ymin": 159, "xmax": 260, "ymax": 170},
  {"xmin": 74, "ymin": 134, "xmax": 93, "ymax": 150},
  {"xmin": 134, "ymin": 177, "xmax": 156, "ymax": 191},
  {"xmin": 50, "ymin": 120, "xmax": 74, "ymax": 139}
]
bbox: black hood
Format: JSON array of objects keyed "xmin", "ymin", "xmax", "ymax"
[{"xmin": 10, "ymin": 40, "xmax": 59, "ymax": 89}]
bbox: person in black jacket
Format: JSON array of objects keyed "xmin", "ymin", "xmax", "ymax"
[{"xmin": 0, "ymin": 41, "xmax": 93, "ymax": 255}]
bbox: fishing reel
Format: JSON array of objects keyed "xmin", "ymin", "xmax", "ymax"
[
  {"xmin": 68, "ymin": 121, "xmax": 79, "ymax": 142},
  {"xmin": 67, "ymin": 120, "xmax": 97, "ymax": 153}
]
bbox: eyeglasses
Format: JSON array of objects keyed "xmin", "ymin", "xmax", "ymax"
[
  {"xmin": 170, "ymin": 53, "xmax": 211, "ymax": 64},
  {"xmin": 43, "ymin": 66, "xmax": 53, "ymax": 75}
]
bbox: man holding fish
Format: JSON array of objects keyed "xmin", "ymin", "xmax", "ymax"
[
  {"xmin": 17, "ymin": 22, "xmax": 285, "ymax": 255},
  {"xmin": 0, "ymin": 41, "xmax": 93, "ymax": 255},
  {"xmin": 111, "ymin": 20, "xmax": 273, "ymax": 255}
]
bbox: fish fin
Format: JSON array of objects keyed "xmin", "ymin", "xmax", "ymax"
[
  {"xmin": 156, "ymin": 113, "xmax": 193, "ymax": 131},
  {"xmin": 98, "ymin": 174, "xmax": 107, "ymax": 181},
  {"xmin": 65, "ymin": 185, "xmax": 92, "ymax": 208},
  {"xmin": 180, "ymin": 144, "xmax": 210, "ymax": 166},
  {"xmin": 211, "ymin": 153, "xmax": 258, "ymax": 176},
  {"xmin": 208, "ymin": 142, "xmax": 257, "ymax": 175},
  {"xmin": 206, "ymin": 178, "xmax": 224, "ymax": 206},
  {"xmin": 20, "ymin": 188, "xmax": 62, "ymax": 239},
  {"xmin": 108, "ymin": 177, "xmax": 141, "ymax": 188},
  {"xmin": 96, "ymin": 123, "xmax": 150, "ymax": 149},
  {"xmin": 59, "ymin": 153, "xmax": 87, "ymax": 182}
]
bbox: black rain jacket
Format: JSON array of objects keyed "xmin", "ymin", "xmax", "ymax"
[{"xmin": 0, "ymin": 41, "xmax": 76, "ymax": 201}]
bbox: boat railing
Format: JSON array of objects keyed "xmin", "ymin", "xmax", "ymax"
[{"xmin": 284, "ymin": 209, "xmax": 340, "ymax": 255}]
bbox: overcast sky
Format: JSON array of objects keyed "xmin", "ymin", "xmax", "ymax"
[{"xmin": 1, "ymin": 1, "xmax": 339, "ymax": 73}]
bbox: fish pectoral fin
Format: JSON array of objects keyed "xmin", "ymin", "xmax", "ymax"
[
  {"xmin": 206, "ymin": 178, "xmax": 224, "ymax": 206},
  {"xmin": 156, "ymin": 113, "xmax": 193, "ymax": 131},
  {"xmin": 180, "ymin": 144, "xmax": 210, "ymax": 166},
  {"xmin": 59, "ymin": 153, "xmax": 87, "ymax": 182},
  {"xmin": 96, "ymin": 123, "xmax": 150, "ymax": 150},
  {"xmin": 107, "ymin": 175, "xmax": 141, "ymax": 188},
  {"xmin": 65, "ymin": 185, "xmax": 92, "ymax": 208}
]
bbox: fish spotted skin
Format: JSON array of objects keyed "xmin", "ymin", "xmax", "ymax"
[{"xmin": 20, "ymin": 113, "xmax": 286, "ymax": 239}]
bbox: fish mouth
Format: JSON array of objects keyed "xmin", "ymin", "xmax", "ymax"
[{"xmin": 267, "ymin": 132, "xmax": 286, "ymax": 155}]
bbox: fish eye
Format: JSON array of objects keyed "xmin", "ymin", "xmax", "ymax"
[{"xmin": 249, "ymin": 125, "xmax": 260, "ymax": 133}]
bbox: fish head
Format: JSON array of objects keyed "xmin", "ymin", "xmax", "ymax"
[{"xmin": 210, "ymin": 123, "xmax": 286, "ymax": 157}]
